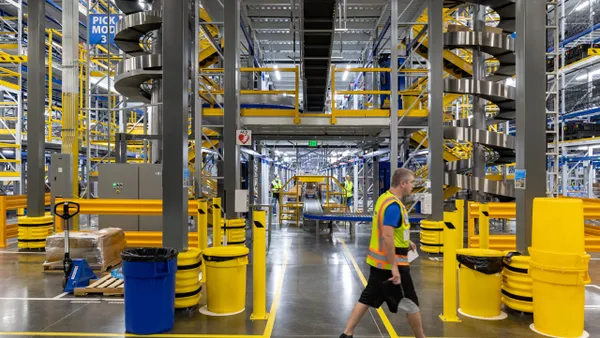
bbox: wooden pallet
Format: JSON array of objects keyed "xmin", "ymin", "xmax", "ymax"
[{"xmin": 74, "ymin": 274, "xmax": 124, "ymax": 296}]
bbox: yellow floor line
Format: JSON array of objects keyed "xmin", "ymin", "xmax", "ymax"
[
  {"xmin": 2, "ymin": 248, "xmax": 290, "ymax": 338},
  {"xmin": 262, "ymin": 253, "xmax": 289, "ymax": 337},
  {"xmin": 337, "ymin": 238, "xmax": 401, "ymax": 338}
]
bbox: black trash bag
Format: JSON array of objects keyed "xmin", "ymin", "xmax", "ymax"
[
  {"xmin": 457, "ymin": 254, "xmax": 504, "ymax": 275},
  {"xmin": 121, "ymin": 248, "xmax": 179, "ymax": 262}
]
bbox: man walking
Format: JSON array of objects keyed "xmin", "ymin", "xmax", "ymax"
[
  {"xmin": 340, "ymin": 168, "xmax": 425, "ymax": 338},
  {"xmin": 271, "ymin": 174, "xmax": 283, "ymax": 216},
  {"xmin": 344, "ymin": 175, "xmax": 354, "ymax": 210}
]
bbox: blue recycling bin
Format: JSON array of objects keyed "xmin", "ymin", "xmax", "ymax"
[{"xmin": 121, "ymin": 248, "xmax": 178, "ymax": 334}]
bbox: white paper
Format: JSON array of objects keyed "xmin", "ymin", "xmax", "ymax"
[{"xmin": 408, "ymin": 250, "xmax": 419, "ymax": 263}]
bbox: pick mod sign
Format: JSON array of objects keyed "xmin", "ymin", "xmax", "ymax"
[
  {"xmin": 89, "ymin": 14, "xmax": 118, "ymax": 45},
  {"xmin": 236, "ymin": 129, "xmax": 252, "ymax": 146}
]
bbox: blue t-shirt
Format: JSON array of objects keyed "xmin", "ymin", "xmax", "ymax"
[{"xmin": 382, "ymin": 202, "xmax": 402, "ymax": 228}]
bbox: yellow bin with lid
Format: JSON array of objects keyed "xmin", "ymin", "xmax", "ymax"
[
  {"xmin": 203, "ymin": 246, "xmax": 249, "ymax": 315},
  {"xmin": 456, "ymin": 248, "xmax": 506, "ymax": 319},
  {"xmin": 529, "ymin": 198, "xmax": 590, "ymax": 338}
]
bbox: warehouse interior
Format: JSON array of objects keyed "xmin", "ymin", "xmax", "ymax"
[{"xmin": 0, "ymin": 0, "xmax": 600, "ymax": 337}]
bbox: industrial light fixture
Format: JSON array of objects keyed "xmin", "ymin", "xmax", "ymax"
[
  {"xmin": 342, "ymin": 64, "xmax": 351, "ymax": 81},
  {"xmin": 575, "ymin": 0, "xmax": 596, "ymax": 11},
  {"xmin": 575, "ymin": 68, "xmax": 600, "ymax": 81},
  {"xmin": 274, "ymin": 65, "xmax": 281, "ymax": 80}
]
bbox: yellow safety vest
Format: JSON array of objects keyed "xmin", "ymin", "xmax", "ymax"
[
  {"xmin": 344, "ymin": 181, "xmax": 353, "ymax": 198},
  {"xmin": 366, "ymin": 191, "xmax": 411, "ymax": 270},
  {"xmin": 271, "ymin": 179, "xmax": 282, "ymax": 193}
]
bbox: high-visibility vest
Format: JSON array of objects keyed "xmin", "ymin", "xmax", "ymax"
[
  {"xmin": 271, "ymin": 179, "xmax": 282, "ymax": 193},
  {"xmin": 344, "ymin": 181, "xmax": 353, "ymax": 198},
  {"xmin": 366, "ymin": 190, "xmax": 410, "ymax": 270}
]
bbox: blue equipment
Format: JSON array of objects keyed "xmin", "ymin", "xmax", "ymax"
[{"xmin": 54, "ymin": 201, "xmax": 97, "ymax": 292}]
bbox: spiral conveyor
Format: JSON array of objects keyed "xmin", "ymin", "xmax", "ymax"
[{"xmin": 443, "ymin": 0, "xmax": 516, "ymax": 198}]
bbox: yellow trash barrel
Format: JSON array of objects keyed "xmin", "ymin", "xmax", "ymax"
[
  {"xmin": 420, "ymin": 220, "xmax": 443, "ymax": 254},
  {"xmin": 175, "ymin": 248, "xmax": 202, "ymax": 309},
  {"xmin": 203, "ymin": 246, "xmax": 249, "ymax": 315},
  {"xmin": 530, "ymin": 198, "xmax": 590, "ymax": 338},
  {"xmin": 456, "ymin": 248, "xmax": 505, "ymax": 319},
  {"xmin": 501, "ymin": 252, "xmax": 533, "ymax": 313}
]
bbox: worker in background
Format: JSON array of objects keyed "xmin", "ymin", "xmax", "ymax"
[
  {"xmin": 344, "ymin": 175, "xmax": 353, "ymax": 209},
  {"xmin": 271, "ymin": 174, "xmax": 283, "ymax": 216},
  {"xmin": 340, "ymin": 168, "xmax": 425, "ymax": 338}
]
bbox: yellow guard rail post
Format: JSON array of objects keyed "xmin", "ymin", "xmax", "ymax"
[
  {"xmin": 440, "ymin": 220, "xmax": 460, "ymax": 322},
  {"xmin": 197, "ymin": 200, "xmax": 208, "ymax": 282},
  {"xmin": 212, "ymin": 197, "xmax": 222, "ymax": 247},
  {"xmin": 251, "ymin": 209, "xmax": 268, "ymax": 320},
  {"xmin": 479, "ymin": 203, "xmax": 490, "ymax": 249}
]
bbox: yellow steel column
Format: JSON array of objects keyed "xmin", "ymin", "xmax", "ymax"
[
  {"xmin": 212, "ymin": 197, "xmax": 221, "ymax": 247},
  {"xmin": 197, "ymin": 200, "xmax": 208, "ymax": 250},
  {"xmin": 0, "ymin": 196, "xmax": 6, "ymax": 248},
  {"xmin": 439, "ymin": 220, "xmax": 461, "ymax": 322},
  {"xmin": 251, "ymin": 209, "xmax": 268, "ymax": 320},
  {"xmin": 331, "ymin": 65, "xmax": 336, "ymax": 124},
  {"xmin": 479, "ymin": 203, "xmax": 490, "ymax": 249}
]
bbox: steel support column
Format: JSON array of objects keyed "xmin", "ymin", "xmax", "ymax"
[
  {"xmin": 162, "ymin": 0, "xmax": 190, "ymax": 250},
  {"xmin": 373, "ymin": 152, "xmax": 380, "ymax": 197},
  {"xmin": 390, "ymin": 0, "xmax": 399, "ymax": 173},
  {"xmin": 515, "ymin": 0, "xmax": 546, "ymax": 253},
  {"xmin": 427, "ymin": 0, "xmax": 444, "ymax": 221},
  {"xmin": 471, "ymin": 5, "xmax": 486, "ymax": 181},
  {"xmin": 224, "ymin": 0, "xmax": 241, "ymax": 219},
  {"xmin": 26, "ymin": 0, "xmax": 45, "ymax": 216}
]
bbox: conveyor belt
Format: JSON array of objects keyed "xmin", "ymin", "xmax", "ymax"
[{"xmin": 304, "ymin": 212, "xmax": 370, "ymax": 222}]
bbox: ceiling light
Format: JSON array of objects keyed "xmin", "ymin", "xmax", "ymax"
[
  {"xmin": 576, "ymin": 68, "xmax": 600, "ymax": 81},
  {"xmin": 274, "ymin": 65, "xmax": 281, "ymax": 80},
  {"xmin": 575, "ymin": 1, "xmax": 594, "ymax": 11},
  {"xmin": 342, "ymin": 65, "xmax": 351, "ymax": 81}
]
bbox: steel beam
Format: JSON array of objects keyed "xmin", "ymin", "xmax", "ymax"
[
  {"xmin": 26, "ymin": 0, "xmax": 45, "ymax": 216},
  {"xmin": 162, "ymin": 0, "xmax": 190, "ymax": 250},
  {"xmin": 390, "ymin": 0, "xmax": 399, "ymax": 173},
  {"xmin": 224, "ymin": 0, "xmax": 241, "ymax": 219},
  {"xmin": 427, "ymin": 0, "xmax": 444, "ymax": 221},
  {"xmin": 515, "ymin": 0, "xmax": 546, "ymax": 253},
  {"xmin": 471, "ymin": 5, "xmax": 486, "ymax": 181}
]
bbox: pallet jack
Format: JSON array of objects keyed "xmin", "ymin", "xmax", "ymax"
[{"xmin": 54, "ymin": 201, "xmax": 97, "ymax": 292}]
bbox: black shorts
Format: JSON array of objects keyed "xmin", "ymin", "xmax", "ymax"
[{"xmin": 358, "ymin": 265, "xmax": 419, "ymax": 313}]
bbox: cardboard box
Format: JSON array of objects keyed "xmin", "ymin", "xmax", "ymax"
[
  {"xmin": 483, "ymin": 25, "xmax": 503, "ymax": 34},
  {"xmin": 447, "ymin": 24, "xmax": 470, "ymax": 32},
  {"xmin": 44, "ymin": 228, "xmax": 125, "ymax": 271}
]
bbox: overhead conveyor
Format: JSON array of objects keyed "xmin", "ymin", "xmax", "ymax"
[{"xmin": 302, "ymin": 0, "xmax": 336, "ymax": 112}]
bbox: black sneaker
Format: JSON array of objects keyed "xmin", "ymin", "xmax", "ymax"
[{"xmin": 339, "ymin": 334, "xmax": 353, "ymax": 338}]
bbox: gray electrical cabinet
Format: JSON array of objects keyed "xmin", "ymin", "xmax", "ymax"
[
  {"xmin": 50, "ymin": 154, "xmax": 72, "ymax": 198},
  {"xmin": 98, "ymin": 163, "xmax": 162, "ymax": 231}
]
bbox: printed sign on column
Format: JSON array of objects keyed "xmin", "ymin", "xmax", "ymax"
[
  {"xmin": 236, "ymin": 129, "xmax": 252, "ymax": 146},
  {"xmin": 89, "ymin": 14, "xmax": 118, "ymax": 45}
]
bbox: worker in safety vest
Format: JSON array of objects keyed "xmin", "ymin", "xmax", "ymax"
[
  {"xmin": 344, "ymin": 175, "xmax": 353, "ymax": 208},
  {"xmin": 340, "ymin": 168, "xmax": 425, "ymax": 338},
  {"xmin": 271, "ymin": 175, "xmax": 283, "ymax": 215}
]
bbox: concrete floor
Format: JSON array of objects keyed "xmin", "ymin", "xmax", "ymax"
[{"xmin": 0, "ymin": 222, "xmax": 599, "ymax": 338}]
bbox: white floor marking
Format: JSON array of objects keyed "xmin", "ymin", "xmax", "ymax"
[{"xmin": 53, "ymin": 292, "xmax": 68, "ymax": 299}]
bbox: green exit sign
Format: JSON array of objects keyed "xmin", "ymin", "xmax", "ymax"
[{"xmin": 309, "ymin": 140, "xmax": 318, "ymax": 147}]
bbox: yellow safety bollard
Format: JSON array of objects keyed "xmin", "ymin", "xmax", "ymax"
[
  {"xmin": 197, "ymin": 200, "xmax": 208, "ymax": 282},
  {"xmin": 479, "ymin": 203, "xmax": 490, "ymax": 249},
  {"xmin": 439, "ymin": 220, "xmax": 460, "ymax": 322},
  {"xmin": 212, "ymin": 198, "xmax": 222, "ymax": 247},
  {"xmin": 529, "ymin": 198, "xmax": 590, "ymax": 338},
  {"xmin": 251, "ymin": 210, "xmax": 268, "ymax": 320}
]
